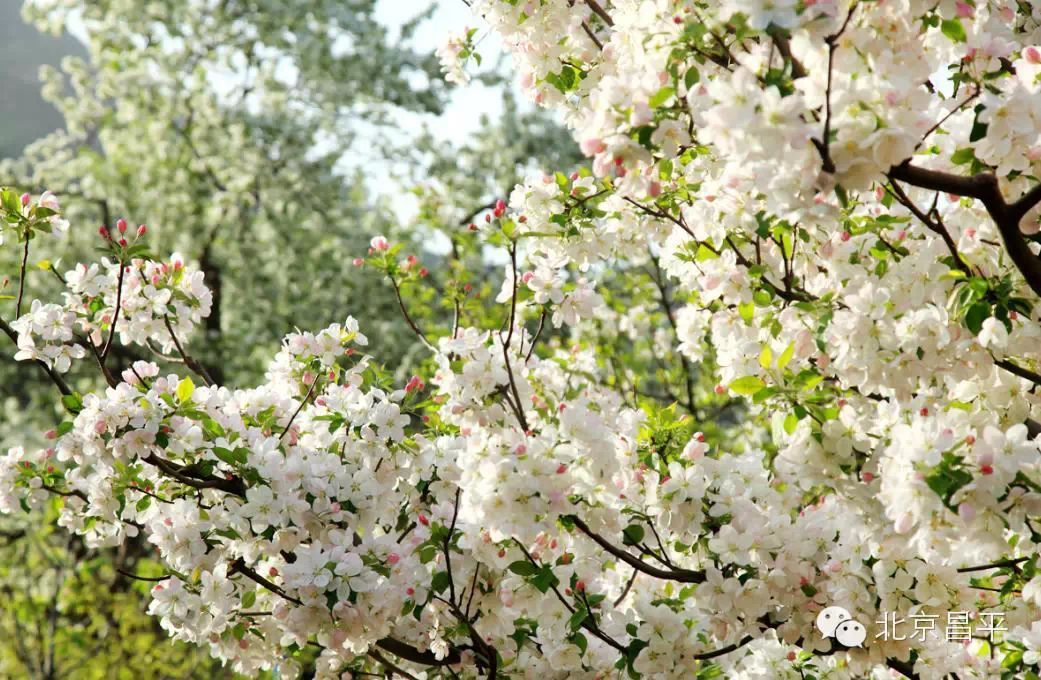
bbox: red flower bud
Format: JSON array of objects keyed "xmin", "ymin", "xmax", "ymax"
[
  {"xmin": 20, "ymin": 193, "xmax": 30, "ymax": 207},
  {"xmin": 137, "ymin": 224, "xmax": 147, "ymax": 237},
  {"xmin": 116, "ymin": 218, "xmax": 128, "ymax": 234}
]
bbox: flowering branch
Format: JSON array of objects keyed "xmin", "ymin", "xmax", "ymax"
[
  {"xmin": 567, "ymin": 516, "xmax": 705, "ymax": 584},
  {"xmin": 0, "ymin": 317, "xmax": 73, "ymax": 397}
]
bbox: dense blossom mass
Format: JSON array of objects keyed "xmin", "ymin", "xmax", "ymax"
[{"xmin": 6, "ymin": 1, "xmax": 1041, "ymax": 678}]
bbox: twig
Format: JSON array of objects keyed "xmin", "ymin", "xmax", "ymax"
[
  {"xmin": 957, "ymin": 556, "xmax": 1029, "ymax": 573},
  {"xmin": 389, "ymin": 276, "xmax": 433, "ymax": 350},
  {"xmin": 100, "ymin": 260, "xmax": 127, "ymax": 363},
  {"xmin": 163, "ymin": 314, "xmax": 215, "ymax": 386},
  {"xmin": 568, "ymin": 515, "xmax": 705, "ymax": 583},
  {"xmin": 15, "ymin": 234, "xmax": 30, "ymax": 319},
  {"xmin": 280, "ymin": 373, "xmax": 322, "ymax": 442}
]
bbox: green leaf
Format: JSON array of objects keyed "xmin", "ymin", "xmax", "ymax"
[
  {"xmin": 941, "ymin": 18, "xmax": 966, "ymax": 43},
  {"xmin": 729, "ymin": 376, "xmax": 766, "ymax": 396},
  {"xmin": 507, "ymin": 561, "xmax": 539, "ymax": 577},
  {"xmin": 964, "ymin": 301, "xmax": 991, "ymax": 334},
  {"xmin": 431, "ymin": 571, "xmax": 450, "ymax": 594},
  {"xmin": 242, "ymin": 590, "xmax": 257, "ymax": 609},
  {"xmin": 776, "ymin": 342, "xmax": 795, "ymax": 370},
  {"xmin": 135, "ymin": 497, "xmax": 151, "ymax": 512},
  {"xmin": 649, "ymin": 86, "xmax": 675, "ymax": 108},
  {"xmin": 175, "ymin": 377, "xmax": 195, "ymax": 403},
  {"xmin": 0, "ymin": 188, "xmax": 21, "ymax": 216},
  {"xmin": 695, "ymin": 244, "xmax": 718, "ymax": 262},
  {"xmin": 950, "ymin": 147, "xmax": 975, "ymax": 165},
  {"xmin": 568, "ymin": 607, "xmax": 588, "ymax": 633},
  {"xmin": 783, "ymin": 412, "xmax": 799, "ymax": 435},
  {"xmin": 738, "ymin": 301, "xmax": 754, "ymax": 324},
  {"xmin": 758, "ymin": 346, "xmax": 773, "ymax": 369},
  {"xmin": 62, "ymin": 393, "xmax": 83, "ymax": 413},
  {"xmin": 530, "ymin": 565, "xmax": 559, "ymax": 593},
  {"xmin": 622, "ymin": 524, "xmax": 645, "ymax": 546},
  {"xmin": 569, "ymin": 631, "xmax": 588, "ymax": 655}
]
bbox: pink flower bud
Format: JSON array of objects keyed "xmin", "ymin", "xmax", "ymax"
[
  {"xmin": 980, "ymin": 464, "xmax": 994, "ymax": 475},
  {"xmin": 137, "ymin": 224, "xmax": 147, "ymax": 237},
  {"xmin": 370, "ymin": 235, "xmax": 390, "ymax": 251},
  {"xmin": 521, "ymin": 271, "xmax": 534, "ymax": 284},
  {"xmin": 116, "ymin": 218, "xmax": 127, "ymax": 234},
  {"xmin": 44, "ymin": 429, "xmax": 57, "ymax": 440},
  {"xmin": 387, "ymin": 553, "xmax": 400, "ymax": 565},
  {"xmin": 954, "ymin": 2, "xmax": 973, "ymax": 18},
  {"xmin": 579, "ymin": 138, "xmax": 607, "ymax": 156},
  {"xmin": 493, "ymin": 199, "xmax": 507, "ymax": 218},
  {"xmin": 19, "ymin": 193, "xmax": 30, "ymax": 207},
  {"xmin": 861, "ymin": 471, "xmax": 874, "ymax": 482},
  {"xmin": 1026, "ymin": 47, "xmax": 1041, "ymax": 65},
  {"xmin": 556, "ymin": 463, "xmax": 567, "ymax": 474},
  {"xmin": 418, "ymin": 514, "xmax": 429, "ymax": 526},
  {"xmin": 99, "ymin": 225, "xmax": 110, "ymax": 239},
  {"xmin": 649, "ymin": 181, "xmax": 662, "ymax": 197},
  {"xmin": 94, "ymin": 420, "xmax": 107, "ymax": 434},
  {"xmin": 840, "ymin": 231, "xmax": 851, "ymax": 242},
  {"xmin": 119, "ymin": 238, "xmax": 128, "ymax": 247},
  {"xmin": 352, "ymin": 258, "xmax": 364, "ymax": 266}
]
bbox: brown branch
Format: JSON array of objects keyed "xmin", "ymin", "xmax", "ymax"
[
  {"xmin": 375, "ymin": 637, "xmax": 462, "ymax": 667},
  {"xmin": 142, "ymin": 453, "xmax": 246, "ymax": 497},
  {"xmin": 15, "ymin": 234, "xmax": 30, "ymax": 319},
  {"xmin": 995, "ymin": 359, "xmax": 1041, "ymax": 386},
  {"xmin": 0, "ymin": 317, "xmax": 73, "ymax": 397},
  {"xmin": 957, "ymin": 556, "xmax": 1029, "ymax": 573},
  {"xmin": 100, "ymin": 259, "xmax": 127, "ymax": 363},
  {"xmin": 568, "ymin": 515, "xmax": 705, "ymax": 583},
  {"xmin": 163, "ymin": 314, "xmax": 215, "ymax": 386},
  {"xmin": 767, "ymin": 28, "xmax": 806, "ymax": 79},
  {"xmin": 888, "ymin": 162, "xmax": 1041, "ymax": 299},
  {"xmin": 884, "ymin": 179, "xmax": 971, "ymax": 276},
  {"xmin": 389, "ymin": 276, "xmax": 433, "ymax": 349},
  {"xmin": 280, "ymin": 374, "xmax": 321, "ymax": 442},
  {"xmin": 584, "ymin": 0, "xmax": 613, "ymax": 26},
  {"xmin": 41, "ymin": 484, "xmax": 87, "ymax": 501}
]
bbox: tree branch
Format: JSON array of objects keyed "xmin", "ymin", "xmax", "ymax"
[{"xmin": 568, "ymin": 515, "xmax": 705, "ymax": 583}]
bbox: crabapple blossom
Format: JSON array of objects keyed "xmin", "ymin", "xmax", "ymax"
[{"xmin": 10, "ymin": 0, "xmax": 1041, "ymax": 678}]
